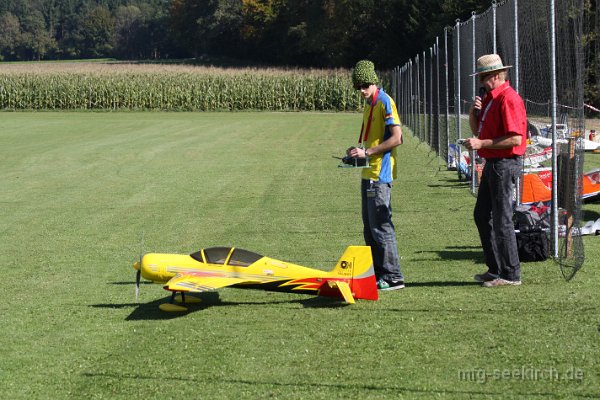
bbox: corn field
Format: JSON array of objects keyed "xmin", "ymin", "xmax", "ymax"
[{"xmin": 0, "ymin": 62, "xmax": 364, "ymax": 112}]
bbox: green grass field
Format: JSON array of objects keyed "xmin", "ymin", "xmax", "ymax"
[{"xmin": 1, "ymin": 112, "xmax": 598, "ymax": 399}]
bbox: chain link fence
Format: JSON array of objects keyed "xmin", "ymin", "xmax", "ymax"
[{"xmin": 392, "ymin": 0, "xmax": 585, "ymax": 279}]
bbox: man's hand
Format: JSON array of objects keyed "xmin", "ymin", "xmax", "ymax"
[
  {"xmin": 471, "ymin": 96, "xmax": 483, "ymax": 115},
  {"xmin": 469, "ymin": 96, "xmax": 483, "ymax": 134},
  {"xmin": 346, "ymin": 146, "xmax": 367, "ymax": 158},
  {"xmin": 464, "ymin": 138, "xmax": 482, "ymax": 150},
  {"xmin": 346, "ymin": 125, "xmax": 402, "ymax": 158}
]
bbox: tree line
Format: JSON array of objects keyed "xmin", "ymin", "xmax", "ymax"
[
  {"xmin": 0, "ymin": 0, "xmax": 597, "ymax": 108},
  {"xmin": 0, "ymin": 0, "xmax": 490, "ymax": 67}
]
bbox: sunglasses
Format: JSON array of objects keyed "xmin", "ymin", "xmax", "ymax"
[
  {"xmin": 355, "ymin": 83, "xmax": 372, "ymax": 90},
  {"xmin": 479, "ymin": 72, "xmax": 497, "ymax": 82}
]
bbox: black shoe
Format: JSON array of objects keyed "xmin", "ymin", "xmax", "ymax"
[
  {"xmin": 377, "ymin": 279, "xmax": 405, "ymax": 291},
  {"xmin": 473, "ymin": 272, "xmax": 496, "ymax": 283}
]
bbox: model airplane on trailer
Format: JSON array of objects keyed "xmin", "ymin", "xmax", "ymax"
[{"xmin": 133, "ymin": 245, "xmax": 378, "ymax": 311}]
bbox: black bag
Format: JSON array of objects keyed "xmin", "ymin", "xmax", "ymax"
[
  {"xmin": 516, "ymin": 230, "xmax": 548, "ymax": 262},
  {"xmin": 514, "ymin": 204, "xmax": 550, "ymax": 231}
]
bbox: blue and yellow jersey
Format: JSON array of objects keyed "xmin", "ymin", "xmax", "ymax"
[{"xmin": 361, "ymin": 88, "xmax": 401, "ymax": 183}]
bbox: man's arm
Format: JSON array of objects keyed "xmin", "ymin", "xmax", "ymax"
[
  {"xmin": 347, "ymin": 125, "xmax": 403, "ymax": 158},
  {"xmin": 469, "ymin": 108, "xmax": 479, "ymax": 134},
  {"xmin": 464, "ymin": 134, "xmax": 522, "ymax": 151}
]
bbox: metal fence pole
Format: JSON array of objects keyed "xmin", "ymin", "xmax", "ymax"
[
  {"xmin": 400, "ymin": 66, "xmax": 405, "ymax": 124},
  {"xmin": 416, "ymin": 54, "xmax": 421, "ymax": 140},
  {"xmin": 493, "ymin": 1, "xmax": 497, "ymax": 54},
  {"xmin": 512, "ymin": 0, "xmax": 521, "ymax": 205},
  {"xmin": 423, "ymin": 50, "xmax": 427, "ymax": 143},
  {"xmin": 408, "ymin": 60, "xmax": 415, "ymax": 131},
  {"xmin": 471, "ymin": 12, "xmax": 477, "ymax": 194},
  {"xmin": 393, "ymin": 66, "xmax": 397, "ymax": 104},
  {"xmin": 550, "ymin": 0, "xmax": 559, "ymax": 258},
  {"xmin": 455, "ymin": 20, "xmax": 461, "ymax": 142},
  {"xmin": 513, "ymin": 0, "xmax": 519, "ymax": 94},
  {"xmin": 429, "ymin": 46, "xmax": 434, "ymax": 147},
  {"xmin": 435, "ymin": 37, "xmax": 441, "ymax": 160},
  {"xmin": 471, "ymin": 12, "xmax": 477, "ymax": 102},
  {"xmin": 444, "ymin": 27, "xmax": 450, "ymax": 164}
]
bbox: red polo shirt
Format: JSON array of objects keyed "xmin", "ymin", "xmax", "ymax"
[{"xmin": 477, "ymin": 81, "xmax": 527, "ymax": 159}]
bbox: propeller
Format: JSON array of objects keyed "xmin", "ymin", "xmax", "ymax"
[
  {"xmin": 134, "ymin": 232, "xmax": 144, "ymax": 302},
  {"xmin": 135, "ymin": 257, "xmax": 142, "ymax": 301}
]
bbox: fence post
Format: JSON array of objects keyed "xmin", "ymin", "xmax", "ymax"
[
  {"xmin": 399, "ymin": 66, "xmax": 404, "ymax": 123},
  {"xmin": 404, "ymin": 65, "xmax": 408, "ymax": 125},
  {"xmin": 470, "ymin": 13, "xmax": 477, "ymax": 193},
  {"xmin": 423, "ymin": 50, "xmax": 427, "ymax": 143},
  {"xmin": 404, "ymin": 65, "xmax": 409, "ymax": 128},
  {"xmin": 512, "ymin": 0, "xmax": 522, "ymax": 206},
  {"xmin": 408, "ymin": 59, "xmax": 415, "ymax": 134},
  {"xmin": 455, "ymin": 20, "xmax": 461, "ymax": 141},
  {"xmin": 471, "ymin": 12, "xmax": 477, "ymax": 102},
  {"xmin": 493, "ymin": 1, "xmax": 497, "ymax": 54},
  {"xmin": 444, "ymin": 27, "xmax": 450, "ymax": 166},
  {"xmin": 550, "ymin": 0, "xmax": 559, "ymax": 258},
  {"xmin": 435, "ymin": 37, "xmax": 441, "ymax": 161},
  {"xmin": 415, "ymin": 54, "xmax": 421, "ymax": 140},
  {"xmin": 429, "ymin": 46, "xmax": 434, "ymax": 147},
  {"xmin": 513, "ymin": 0, "xmax": 520, "ymax": 94}
]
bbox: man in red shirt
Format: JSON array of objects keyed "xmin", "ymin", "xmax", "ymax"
[{"xmin": 463, "ymin": 54, "xmax": 527, "ymax": 287}]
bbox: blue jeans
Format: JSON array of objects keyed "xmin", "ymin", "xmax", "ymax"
[
  {"xmin": 474, "ymin": 158, "xmax": 521, "ymax": 281},
  {"xmin": 361, "ymin": 179, "xmax": 404, "ymax": 282}
]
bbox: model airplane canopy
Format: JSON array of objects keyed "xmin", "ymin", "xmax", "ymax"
[{"xmin": 190, "ymin": 247, "xmax": 263, "ymax": 266}]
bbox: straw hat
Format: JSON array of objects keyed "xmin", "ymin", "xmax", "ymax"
[
  {"xmin": 352, "ymin": 60, "xmax": 379, "ymax": 89},
  {"xmin": 471, "ymin": 54, "xmax": 512, "ymax": 76}
]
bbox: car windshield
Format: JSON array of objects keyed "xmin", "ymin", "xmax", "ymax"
[{"xmin": 190, "ymin": 247, "xmax": 263, "ymax": 267}]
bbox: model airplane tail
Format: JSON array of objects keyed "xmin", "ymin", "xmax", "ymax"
[{"xmin": 320, "ymin": 246, "xmax": 378, "ymax": 301}]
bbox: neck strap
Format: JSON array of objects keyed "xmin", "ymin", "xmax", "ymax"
[{"xmin": 358, "ymin": 88, "xmax": 379, "ymax": 145}]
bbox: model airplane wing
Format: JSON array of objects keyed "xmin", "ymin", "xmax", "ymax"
[{"xmin": 165, "ymin": 274, "xmax": 254, "ymax": 293}]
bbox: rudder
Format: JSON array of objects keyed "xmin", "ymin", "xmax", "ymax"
[{"xmin": 330, "ymin": 246, "xmax": 378, "ymax": 301}]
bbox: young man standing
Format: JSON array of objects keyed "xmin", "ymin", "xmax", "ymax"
[
  {"xmin": 347, "ymin": 60, "xmax": 405, "ymax": 290},
  {"xmin": 463, "ymin": 54, "xmax": 527, "ymax": 287}
]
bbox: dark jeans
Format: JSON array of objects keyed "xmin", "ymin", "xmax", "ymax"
[
  {"xmin": 361, "ymin": 179, "xmax": 404, "ymax": 282},
  {"xmin": 474, "ymin": 157, "xmax": 521, "ymax": 281}
]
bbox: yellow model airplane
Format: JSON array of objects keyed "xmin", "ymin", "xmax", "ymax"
[{"xmin": 133, "ymin": 245, "xmax": 378, "ymax": 311}]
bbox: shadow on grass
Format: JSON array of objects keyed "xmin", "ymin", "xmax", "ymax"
[
  {"xmin": 414, "ymin": 246, "xmax": 484, "ymax": 262},
  {"xmin": 427, "ymin": 182, "xmax": 471, "ymax": 188},
  {"xmin": 407, "ymin": 281, "xmax": 481, "ymax": 287},
  {"xmin": 79, "ymin": 371, "xmax": 600, "ymax": 398},
  {"xmin": 427, "ymin": 174, "xmax": 471, "ymax": 185},
  {"xmin": 92, "ymin": 288, "xmax": 351, "ymax": 320},
  {"xmin": 581, "ymin": 208, "xmax": 600, "ymax": 221}
]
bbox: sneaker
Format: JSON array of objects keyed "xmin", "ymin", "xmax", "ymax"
[
  {"xmin": 474, "ymin": 271, "xmax": 497, "ymax": 283},
  {"xmin": 377, "ymin": 279, "xmax": 405, "ymax": 291},
  {"xmin": 483, "ymin": 278, "xmax": 522, "ymax": 287}
]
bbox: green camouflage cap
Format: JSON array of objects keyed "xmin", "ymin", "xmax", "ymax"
[{"xmin": 352, "ymin": 60, "xmax": 378, "ymax": 89}]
